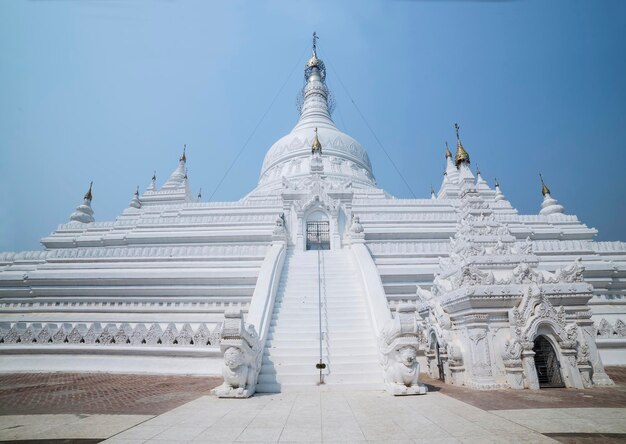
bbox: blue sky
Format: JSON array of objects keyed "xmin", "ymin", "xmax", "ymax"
[{"xmin": 0, "ymin": 0, "xmax": 625, "ymax": 252}]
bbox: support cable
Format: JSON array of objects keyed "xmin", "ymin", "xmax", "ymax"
[
  {"xmin": 207, "ymin": 46, "xmax": 309, "ymax": 202},
  {"xmin": 322, "ymin": 52, "xmax": 417, "ymax": 198}
]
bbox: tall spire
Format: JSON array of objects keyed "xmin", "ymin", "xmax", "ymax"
[
  {"xmin": 312, "ymin": 31, "xmax": 318, "ymax": 58},
  {"xmin": 454, "ymin": 123, "xmax": 470, "ymax": 167},
  {"xmin": 305, "ymin": 32, "xmax": 325, "ymax": 83},
  {"xmin": 295, "ymin": 33, "xmax": 332, "ymax": 132}
]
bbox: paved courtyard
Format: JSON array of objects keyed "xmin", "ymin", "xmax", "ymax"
[{"xmin": 0, "ymin": 368, "xmax": 625, "ymax": 443}]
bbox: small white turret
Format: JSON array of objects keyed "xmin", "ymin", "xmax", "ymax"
[
  {"xmin": 475, "ymin": 166, "xmax": 489, "ymax": 190},
  {"xmin": 430, "ymin": 186, "xmax": 436, "ymax": 200},
  {"xmin": 494, "ymin": 178, "xmax": 505, "ymax": 202},
  {"xmin": 539, "ymin": 174, "xmax": 565, "ymax": 216},
  {"xmin": 129, "ymin": 186, "xmax": 141, "ymax": 209},
  {"xmin": 147, "ymin": 171, "xmax": 157, "ymax": 191},
  {"xmin": 69, "ymin": 182, "xmax": 95, "ymax": 223},
  {"xmin": 444, "ymin": 141, "xmax": 458, "ymax": 181}
]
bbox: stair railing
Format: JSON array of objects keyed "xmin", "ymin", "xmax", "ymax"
[{"xmin": 315, "ymin": 249, "xmax": 327, "ymax": 384}]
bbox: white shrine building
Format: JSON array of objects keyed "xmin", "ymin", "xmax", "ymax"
[{"xmin": 1, "ymin": 38, "xmax": 625, "ymax": 395}]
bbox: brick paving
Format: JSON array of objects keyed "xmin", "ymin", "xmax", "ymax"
[
  {"xmin": 0, "ymin": 373, "xmax": 222, "ymax": 416},
  {"xmin": 421, "ymin": 366, "xmax": 626, "ymax": 410}
]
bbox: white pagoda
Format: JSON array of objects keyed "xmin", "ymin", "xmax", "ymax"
[{"xmin": 1, "ymin": 36, "xmax": 625, "ymax": 396}]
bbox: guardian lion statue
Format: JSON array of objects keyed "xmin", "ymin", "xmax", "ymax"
[
  {"xmin": 211, "ymin": 346, "xmax": 256, "ymax": 398},
  {"xmin": 380, "ymin": 304, "xmax": 428, "ymax": 396}
]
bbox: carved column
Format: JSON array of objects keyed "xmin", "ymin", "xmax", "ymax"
[
  {"xmin": 580, "ymin": 324, "xmax": 614, "ymax": 386},
  {"xmin": 425, "ymin": 349, "xmax": 439, "ymax": 380},
  {"xmin": 521, "ymin": 347, "xmax": 540, "ymax": 390},
  {"xmin": 466, "ymin": 315, "xmax": 498, "ymax": 389},
  {"xmin": 503, "ymin": 359, "xmax": 525, "ymax": 390},
  {"xmin": 296, "ymin": 211, "xmax": 304, "ymax": 251}
]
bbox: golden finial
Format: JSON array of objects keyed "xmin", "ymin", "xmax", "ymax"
[
  {"xmin": 540, "ymin": 173, "xmax": 550, "ymax": 196},
  {"xmin": 84, "ymin": 181, "xmax": 93, "ymax": 201},
  {"xmin": 454, "ymin": 123, "xmax": 470, "ymax": 167},
  {"xmin": 445, "ymin": 141, "xmax": 452, "ymax": 159},
  {"xmin": 180, "ymin": 144, "xmax": 187, "ymax": 163},
  {"xmin": 152, "ymin": 171, "xmax": 156, "ymax": 181},
  {"xmin": 312, "ymin": 128, "xmax": 322, "ymax": 154}
]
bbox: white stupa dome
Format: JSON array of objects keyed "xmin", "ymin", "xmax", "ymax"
[{"xmin": 254, "ymin": 46, "xmax": 376, "ymax": 193}]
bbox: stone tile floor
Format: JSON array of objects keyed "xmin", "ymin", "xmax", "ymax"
[
  {"xmin": 421, "ymin": 368, "xmax": 626, "ymax": 410},
  {"xmin": 0, "ymin": 369, "xmax": 625, "ymax": 443},
  {"xmin": 0, "ymin": 373, "xmax": 222, "ymax": 415}
]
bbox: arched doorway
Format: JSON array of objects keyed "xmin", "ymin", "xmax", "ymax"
[
  {"xmin": 428, "ymin": 333, "xmax": 445, "ymax": 382},
  {"xmin": 306, "ymin": 211, "xmax": 330, "ymax": 251},
  {"xmin": 533, "ymin": 336, "xmax": 564, "ymax": 388}
]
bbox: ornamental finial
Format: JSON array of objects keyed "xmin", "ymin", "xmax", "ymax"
[
  {"xmin": 312, "ymin": 32, "xmax": 319, "ymax": 57},
  {"xmin": 180, "ymin": 144, "xmax": 187, "ymax": 163},
  {"xmin": 84, "ymin": 181, "xmax": 93, "ymax": 201},
  {"xmin": 453, "ymin": 123, "xmax": 470, "ymax": 167},
  {"xmin": 445, "ymin": 141, "xmax": 452, "ymax": 159},
  {"xmin": 197, "ymin": 188, "xmax": 202, "ymax": 202},
  {"xmin": 152, "ymin": 170, "xmax": 156, "ymax": 181},
  {"xmin": 495, "ymin": 178, "xmax": 500, "ymax": 188},
  {"xmin": 135, "ymin": 185, "xmax": 139, "ymax": 196},
  {"xmin": 312, "ymin": 127, "xmax": 322, "ymax": 154},
  {"xmin": 540, "ymin": 173, "xmax": 550, "ymax": 196}
]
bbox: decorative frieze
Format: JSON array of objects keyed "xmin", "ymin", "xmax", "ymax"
[{"xmin": 0, "ymin": 321, "xmax": 221, "ymax": 347}]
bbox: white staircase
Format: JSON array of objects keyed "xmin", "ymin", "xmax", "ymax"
[{"xmin": 256, "ymin": 248, "xmax": 382, "ymax": 392}]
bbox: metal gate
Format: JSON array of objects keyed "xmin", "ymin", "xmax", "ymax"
[
  {"xmin": 533, "ymin": 336, "xmax": 565, "ymax": 388},
  {"xmin": 436, "ymin": 344, "xmax": 445, "ymax": 382},
  {"xmin": 306, "ymin": 221, "xmax": 330, "ymax": 250}
]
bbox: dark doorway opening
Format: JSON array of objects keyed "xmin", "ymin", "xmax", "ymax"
[
  {"xmin": 306, "ymin": 221, "xmax": 330, "ymax": 250},
  {"xmin": 533, "ymin": 335, "xmax": 565, "ymax": 388}
]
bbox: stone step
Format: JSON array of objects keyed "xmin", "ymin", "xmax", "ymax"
[
  {"xmin": 265, "ymin": 337, "xmax": 373, "ymax": 348},
  {"xmin": 266, "ymin": 331, "xmax": 375, "ymax": 341},
  {"xmin": 263, "ymin": 347, "xmax": 377, "ymax": 359},
  {"xmin": 268, "ymin": 326, "xmax": 373, "ymax": 336},
  {"xmin": 269, "ymin": 318, "xmax": 371, "ymax": 327},
  {"xmin": 255, "ymin": 381, "xmax": 384, "ymax": 393},
  {"xmin": 257, "ymin": 369, "xmax": 382, "ymax": 384},
  {"xmin": 272, "ymin": 308, "xmax": 367, "ymax": 315}
]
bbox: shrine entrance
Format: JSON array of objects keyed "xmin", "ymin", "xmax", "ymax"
[
  {"xmin": 306, "ymin": 221, "xmax": 330, "ymax": 250},
  {"xmin": 533, "ymin": 335, "xmax": 565, "ymax": 388}
]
